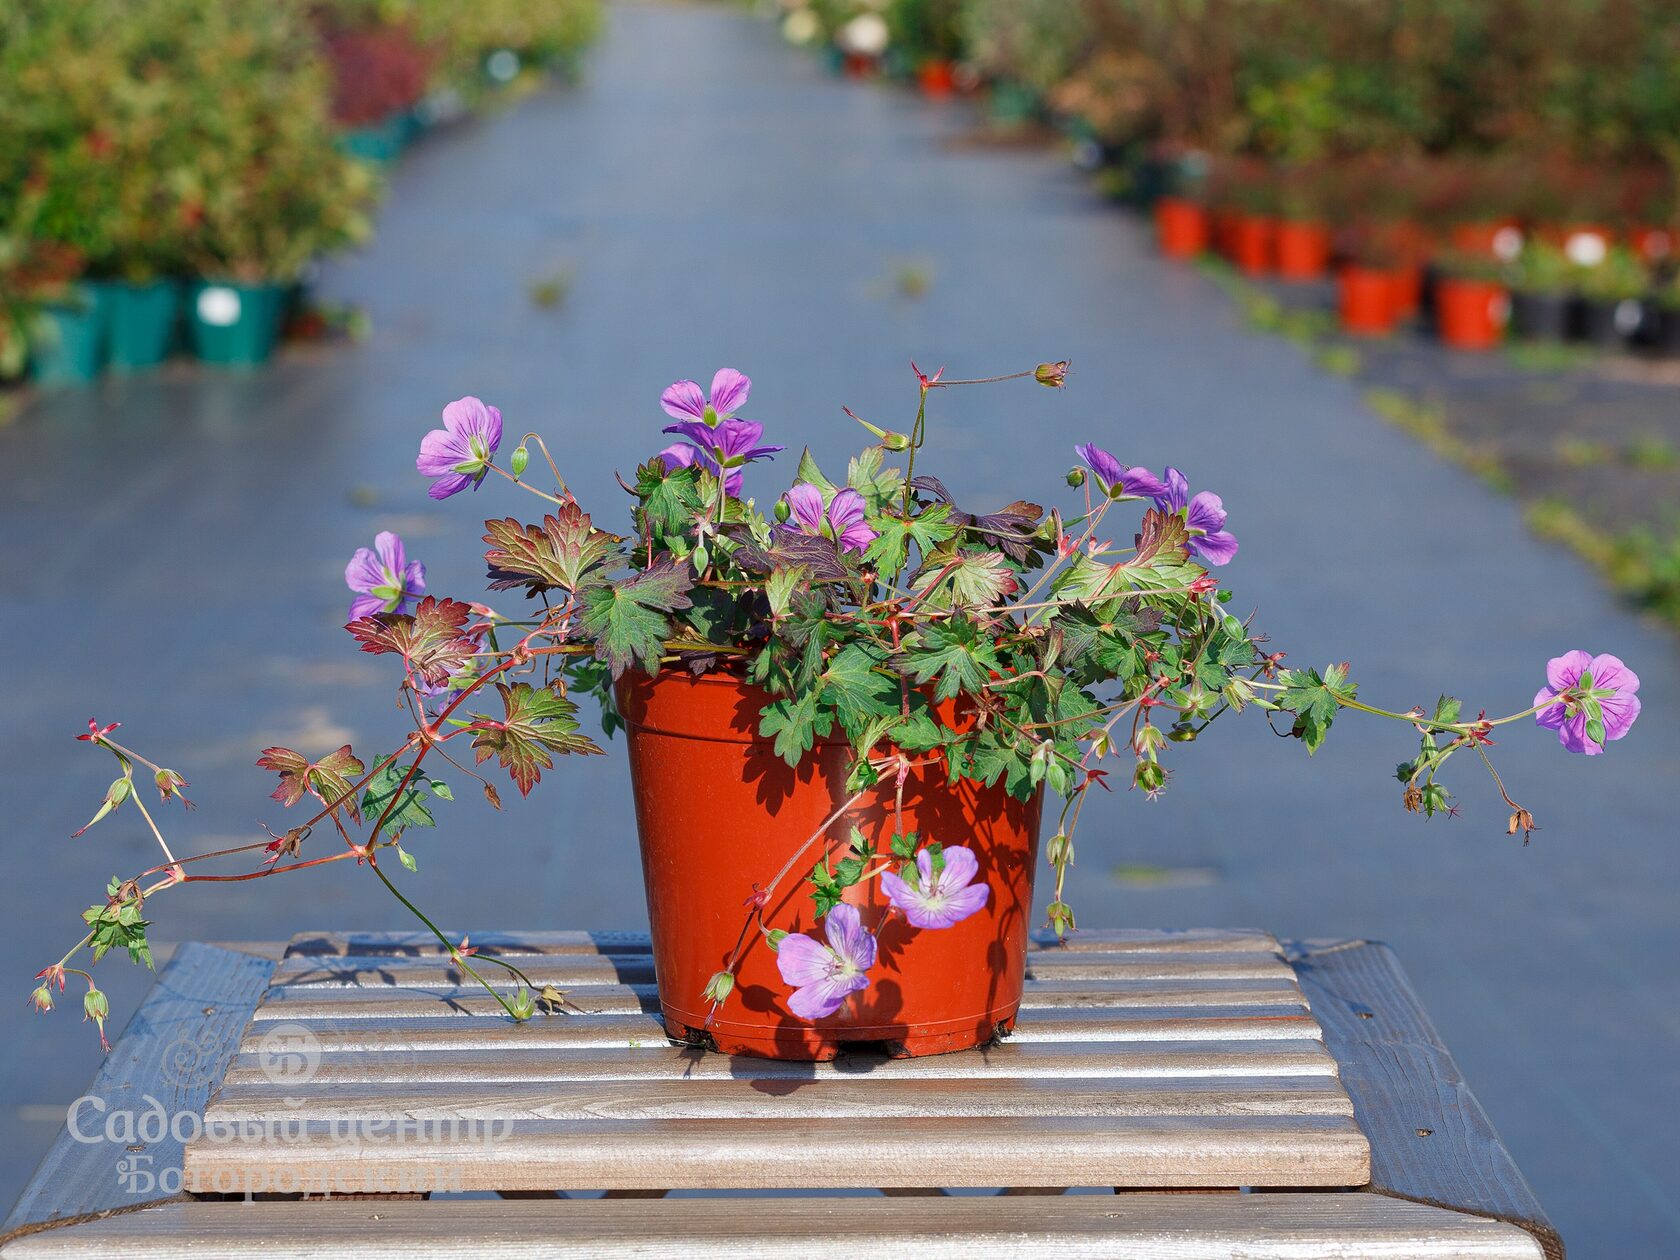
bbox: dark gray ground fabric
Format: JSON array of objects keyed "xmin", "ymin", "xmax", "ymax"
[{"xmin": 1, "ymin": 4, "xmax": 1674, "ymax": 1253}]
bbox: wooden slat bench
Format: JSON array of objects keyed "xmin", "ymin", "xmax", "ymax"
[{"xmin": 0, "ymin": 930, "xmax": 1562, "ymax": 1259}]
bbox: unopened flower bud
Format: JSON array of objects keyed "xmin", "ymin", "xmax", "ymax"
[
  {"xmin": 1066, "ymin": 467, "xmax": 1086, "ymax": 488},
  {"xmin": 508, "ymin": 987, "xmax": 537, "ymax": 1021},
  {"xmin": 1133, "ymin": 761, "xmax": 1167, "ymax": 793},
  {"xmin": 1045, "ymin": 900, "xmax": 1076, "ymax": 937},
  {"xmin": 773, "ymin": 498, "xmax": 791, "ymax": 523},
  {"xmin": 83, "ymin": 987, "xmax": 108, "ymax": 1022},
  {"xmin": 1046, "ymin": 833, "xmax": 1073, "ymax": 868},
  {"xmin": 1133, "ymin": 725, "xmax": 1165, "ymax": 756},
  {"xmin": 154, "ymin": 768, "xmax": 191, "ymax": 806},
  {"xmin": 883, "ymin": 431, "xmax": 912, "ymax": 451},
  {"xmin": 1168, "ymin": 724, "xmax": 1197, "ymax": 743},
  {"xmin": 702, "ymin": 970, "xmax": 736, "ymax": 1003},
  {"xmin": 1034, "ymin": 360, "xmax": 1070, "ymax": 388},
  {"xmin": 107, "ymin": 777, "xmax": 131, "ymax": 806},
  {"xmin": 29, "ymin": 985, "xmax": 53, "ymax": 1014},
  {"xmin": 510, "ymin": 445, "xmax": 530, "ymax": 476}
]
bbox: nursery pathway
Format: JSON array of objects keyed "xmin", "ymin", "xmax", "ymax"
[{"xmin": 1, "ymin": 4, "xmax": 1675, "ymax": 1252}]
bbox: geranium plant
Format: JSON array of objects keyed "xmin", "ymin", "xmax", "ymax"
[{"xmin": 33, "ymin": 364, "xmax": 1640, "ymax": 1050}]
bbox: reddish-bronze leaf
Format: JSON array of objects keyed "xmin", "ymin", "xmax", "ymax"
[
  {"xmin": 483, "ymin": 502, "xmax": 618, "ymax": 593},
  {"xmin": 347, "ymin": 596, "xmax": 480, "ymax": 690},
  {"xmin": 471, "ymin": 682, "xmax": 602, "ymax": 796},
  {"xmin": 1124, "ymin": 508, "xmax": 1190, "ymax": 569},
  {"xmin": 256, "ymin": 744, "xmax": 365, "ymax": 822}
]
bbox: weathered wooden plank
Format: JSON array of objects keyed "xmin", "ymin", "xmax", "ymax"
[
  {"xmin": 2, "ymin": 944, "xmax": 273, "ymax": 1234},
  {"xmin": 0, "ymin": 1193, "xmax": 1547, "ymax": 1259},
  {"xmin": 280, "ymin": 926, "xmax": 1280, "ymax": 959},
  {"xmin": 251, "ymin": 976, "xmax": 1308, "ymax": 1018},
  {"xmin": 235, "ymin": 1005, "xmax": 1321, "ymax": 1052},
  {"xmin": 1289, "ymin": 940, "xmax": 1565, "ymax": 1260},
  {"xmin": 267, "ymin": 950, "xmax": 1292, "ymax": 990},
  {"xmin": 218, "ymin": 1036, "xmax": 1341, "ymax": 1087},
  {"xmin": 181, "ymin": 1114, "xmax": 1370, "ymax": 1193},
  {"xmin": 205, "ymin": 1073, "xmax": 1358, "ymax": 1123}
]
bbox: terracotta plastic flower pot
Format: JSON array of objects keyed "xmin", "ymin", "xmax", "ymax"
[
  {"xmin": 1434, "ymin": 277, "xmax": 1507, "ymax": 350},
  {"xmin": 1337, "ymin": 266, "xmax": 1396, "ymax": 336},
  {"xmin": 615, "ymin": 669, "xmax": 1043, "ymax": 1060},
  {"xmin": 187, "ymin": 281, "xmax": 286, "ymax": 367},
  {"xmin": 27, "ymin": 283, "xmax": 109, "ymax": 387},
  {"xmin": 1154, "ymin": 197, "xmax": 1209, "ymax": 260},
  {"xmin": 1230, "ymin": 215, "xmax": 1275, "ymax": 277},
  {"xmin": 1388, "ymin": 263, "xmax": 1423, "ymax": 321},
  {"xmin": 916, "ymin": 60, "xmax": 955, "ymax": 97},
  {"xmin": 1273, "ymin": 220, "xmax": 1330, "ymax": 281},
  {"xmin": 106, "ymin": 279, "xmax": 183, "ymax": 372}
]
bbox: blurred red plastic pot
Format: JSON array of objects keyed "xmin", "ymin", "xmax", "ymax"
[
  {"xmin": 1435, "ymin": 277, "xmax": 1507, "ymax": 350},
  {"xmin": 1154, "ymin": 197, "xmax": 1209, "ymax": 260},
  {"xmin": 1338, "ymin": 266, "xmax": 1397, "ymax": 336},
  {"xmin": 1274, "ymin": 220, "xmax": 1330, "ymax": 281}
]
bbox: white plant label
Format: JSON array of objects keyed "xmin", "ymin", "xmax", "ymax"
[
  {"xmin": 197, "ymin": 287, "xmax": 241, "ymax": 327},
  {"xmin": 1565, "ymin": 232, "xmax": 1608, "ymax": 266}
]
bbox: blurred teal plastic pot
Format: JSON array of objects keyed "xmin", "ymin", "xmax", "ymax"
[
  {"xmin": 106, "ymin": 279, "xmax": 183, "ymax": 372},
  {"xmin": 186, "ymin": 281, "xmax": 286, "ymax": 367},
  {"xmin": 28, "ymin": 283, "xmax": 109, "ymax": 387}
]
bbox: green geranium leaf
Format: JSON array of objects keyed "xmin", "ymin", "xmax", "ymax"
[
  {"xmin": 795, "ymin": 449, "xmax": 837, "ymax": 495},
  {"xmin": 820, "ymin": 642, "xmax": 898, "ymax": 737},
  {"xmin": 362, "ymin": 755, "xmax": 438, "ymax": 832},
  {"xmin": 634, "ymin": 459, "xmax": 705, "ymax": 539},
  {"xmin": 1278, "ymin": 663, "xmax": 1358, "ymax": 754},
  {"xmin": 898, "ymin": 615, "xmax": 1002, "ymax": 701},
  {"xmin": 846, "ymin": 446, "xmax": 904, "ymax": 513},
  {"xmin": 910, "ymin": 549, "xmax": 1016, "ymax": 609},
  {"xmin": 580, "ymin": 558, "xmax": 694, "ymax": 678},
  {"xmin": 760, "ymin": 689, "xmax": 833, "ymax": 765},
  {"xmin": 864, "ymin": 502, "xmax": 957, "ymax": 578}
]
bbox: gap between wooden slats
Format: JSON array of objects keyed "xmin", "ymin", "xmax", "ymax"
[
  {"xmin": 267, "ymin": 950, "xmax": 1293, "ymax": 990},
  {"xmin": 251, "ymin": 977, "xmax": 1311, "ymax": 1019},
  {"xmin": 280, "ymin": 926, "xmax": 1281, "ymax": 959},
  {"xmin": 0, "ymin": 1194, "xmax": 1549, "ymax": 1260},
  {"xmin": 219, "ymin": 1037, "xmax": 1339, "ymax": 1088},
  {"xmin": 235, "ymin": 1006, "xmax": 1321, "ymax": 1052},
  {"xmin": 205, "ymin": 1074, "xmax": 1357, "ymax": 1124},
  {"xmin": 182, "ymin": 1114, "xmax": 1370, "ymax": 1193}
]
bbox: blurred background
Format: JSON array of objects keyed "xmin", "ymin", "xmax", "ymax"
[{"xmin": 1, "ymin": 1, "xmax": 1677, "ymax": 1254}]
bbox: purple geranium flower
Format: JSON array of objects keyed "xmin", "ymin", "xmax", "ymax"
[
  {"xmin": 345, "ymin": 531, "xmax": 425, "ymax": 621},
  {"xmin": 783, "ymin": 483, "xmax": 878, "ymax": 553},
  {"xmin": 417, "ymin": 397, "xmax": 503, "ymax": 501},
  {"xmin": 1534, "ymin": 650, "xmax": 1641, "ymax": 755},
  {"xmin": 1076, "ymin": 443, "xmax": 1166, "ymax": 499},
  {"xmin": 1151, "ymin": 467, "xmax": 1238, "ymax": 566},
  {"xmin": 881, "ymin": 845, "xmax": 989, "ymax": 929},
  {"xmin": 661, "ymin": 416, "xmax": 784, "ymax": 497},
  {"xmin": 661, "ymin": 368, "xmax": 753, "ymax": 427},
  {"xmin": 775, "ymin": 902, "xmax": 876, "ymax": 1020}
]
